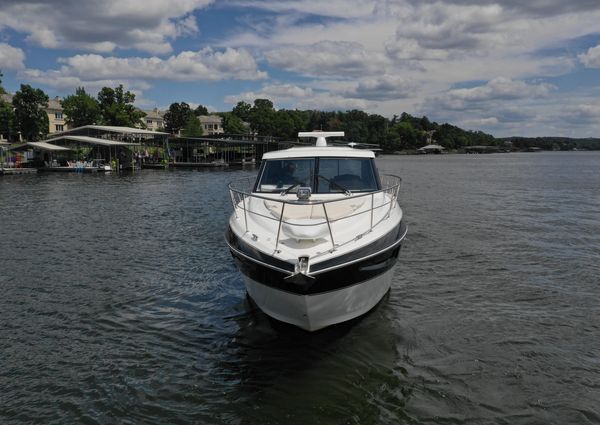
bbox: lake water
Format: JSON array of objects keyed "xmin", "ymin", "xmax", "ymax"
[{"xmin": 1, "ymin": 152, "xmax": 599, "ymax": 424}]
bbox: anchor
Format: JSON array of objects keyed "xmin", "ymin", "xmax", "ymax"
[{"xmin": 284, "ymin": 256, "xmax": 316, "ymax": 289}]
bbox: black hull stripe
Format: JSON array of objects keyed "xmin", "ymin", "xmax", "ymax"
[
  {"xmin": 311, "ymin": 221, "xmax": 407, "ymax": 275},
  {"xmin": 228, "ymin": 243, "xmax": 291, "ymax": 275},
  {"xmin": 230, "ymin": 243, "xmax": 401, "ymax": 295},
  {"xmin": 226, "ymin": 221, "xmax": 407, "ymax": 276},
  {"xmin": 248, "ymin": 265, "xmax": 395, "ymax": 297},
  {"xmin": 226, "ymin": 227, "xmax": 295, "ymax": 273},
  {"xmin": 227, "ymin": 228, "xmax": 405, "ymax": 295}
]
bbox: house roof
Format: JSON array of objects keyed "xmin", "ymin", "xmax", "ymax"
[
  {"xmin": 143, "ymin": 109, "xmax": 164, "ymax": 119},
  {"xmin": 198, "ymin": 115, "xmax": 222, "ymax": 124}
]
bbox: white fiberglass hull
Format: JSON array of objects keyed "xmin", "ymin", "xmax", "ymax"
[{"xmin": 243, "ymin": 267, "xmax": 395, "ymax": 332}]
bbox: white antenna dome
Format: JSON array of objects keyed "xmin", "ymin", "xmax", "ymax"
[{"xmin": 298, "ymin": 131, "xmax": 345, "ymax": 147}]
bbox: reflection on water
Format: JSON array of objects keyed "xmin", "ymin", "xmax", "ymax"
[
  {"xmin": 1, "ymin": 152, "xmax": 599, "ymax": 424},
  {"xmin": 220, "ymin": 292, "xmax": 414, "ymax": 424}
]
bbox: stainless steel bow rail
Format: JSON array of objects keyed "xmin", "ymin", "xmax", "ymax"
[{"xmin": 228, "ymin": 174, "xmax": 402, "ymax": 255}]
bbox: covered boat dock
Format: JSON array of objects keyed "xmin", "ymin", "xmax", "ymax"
[
  {"xmin": 167, "ymin": 135, "xmax": 286, "ymax": 168},
  {"xmin": 26, "ymin": 125, "xmax": 168, "ymax": 171}
]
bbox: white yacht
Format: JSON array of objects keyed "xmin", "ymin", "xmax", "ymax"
[{"xmin": 226, "ymin": 131, "xmax": 407, "ymax": 331}]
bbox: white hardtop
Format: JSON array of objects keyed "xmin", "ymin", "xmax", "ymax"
[{"xmin": 263, "ymin": 146, "xmax": 375, "ymax": 160}]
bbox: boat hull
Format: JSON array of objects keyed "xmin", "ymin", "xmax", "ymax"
[
  {"xmin": 243, "ymin": 266, "xmax": 396, "ymax": 331},
  {"xmin": 227, "ymin": 222, "xmax": 405, "ymax": 331}
]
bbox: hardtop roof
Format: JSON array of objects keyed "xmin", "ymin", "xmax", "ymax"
[{"xmin": 263, "ymin": 146, "xmax": 375, "ymax": 160}]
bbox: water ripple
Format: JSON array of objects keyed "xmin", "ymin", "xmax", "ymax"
[{"xmin": 1, "ymin": 154, "xmax": 600, "ymax": 424}]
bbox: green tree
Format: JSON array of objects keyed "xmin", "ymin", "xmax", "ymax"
[
  {"xmin": 61, "ymin": 87, "xmax": 101, "ymax": 128},
  {"xmin": 342, "ymin": 110, "xmax": 370, "ymax": 143},
  {"xmin": 0, "ymin": 70, "xmax": 16, "ymax": 141},
  {"xmin": 268, "ymin": 109, "xmax": 311, "ymax": 139},
  {"xmin": 220, "ymin": 112, "xmax": 248, "ymax": 134},
  {"xmin": 0, "ymin": 70, "xmax": 6, "ymax": 95},
  {"xmin": 0, "ymin": 101, "xmax": 16, "ymax": 142},
  {"xmin": 390, "ymin": 121, "xmax": 418, "ymax": 150},
  {"xmin": 271, "ymin": 110, "xmax": 296, "ymax": 139},
  {"xmin": 232, "ymin": 101, "xmax": 252, "ymax": 122},
  {"xmin": 248, "ymin": 99, "xmax": 276, "ymax": 135},
  {"xmin": 181, "ymin": 116, "xmax": 203, "ymax": 137},
  {"xmin": 12, "ymin": 84, "xmax": 49, "ymax": 141},
  {"xmin": 193, "ymin": 104, "xmax": 209, "ymax": 116},
  {"xmin": 163, "ymin": 102, "xmax": 195, "ymax": 135},
  {"xmin": 97, "ymin": 84, "xmax": 145, "ymax": 127}
]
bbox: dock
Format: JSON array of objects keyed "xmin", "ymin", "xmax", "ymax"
[
  {"xmin": 172, "ymin": 161, "xmax": 228, "ymax": 168},
  {"xmin": 40, "ymin": 166, "xmax": 98, "ymax": 173},
  {"xmin": 0, "ymin": 168, "xmax": 38, "ymax": 175}
]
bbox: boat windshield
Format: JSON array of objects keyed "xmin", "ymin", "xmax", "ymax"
[
  {"xmin": 257, "ymin": 158, "xmax": 315, "ymax": 192},
  {"xmin": 256, "ymin": 157, "xmax": 379, "ymax": 193}
]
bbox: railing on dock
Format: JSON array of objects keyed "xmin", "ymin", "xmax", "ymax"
[{"xmin": 228, "ymin": 174, "xmax": 401, "ymax": 255}]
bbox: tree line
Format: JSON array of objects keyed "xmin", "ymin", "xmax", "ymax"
[
  {"xmin": 1, "ymin": 70, "xmax": 500, "ymax": 149},
  {"xmin": 3, "ymin": 71, "xmax": 597, "ymax": 150},
  {"xmin": 221, "ymin": 100, "xmax": 498, "ymax": 152}
]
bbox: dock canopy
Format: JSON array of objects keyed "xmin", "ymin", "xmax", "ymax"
[
  {"xmin": 27, "ymin": 141, "xmax": 71, "ymax": 151},
  {"xmin": 417, "ymin": 144, "xmax": 445, "ymax": 154},
  {"xmin": 61, "ymin": 125, "xmax": 168, "ymax": 136},
  {"xmin": 43, "ymin": 135, "xmax": 141, "ymax": 147}
]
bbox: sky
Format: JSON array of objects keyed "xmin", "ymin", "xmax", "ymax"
[{"xmin": 1, "ymin": 0, "xmax": 600, "ymax": 138}]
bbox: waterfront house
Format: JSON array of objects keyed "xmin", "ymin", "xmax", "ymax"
[
  {"xmin": 198, "ymin": 115, "xmax": 224, "ymax": 135},
  {"xmin": 142, "ymin": 108, "xmax": 165, "ymax": 131},
  {"xmin": 46, "ymin": 96, "xmax": 67, "ymax": 134}
]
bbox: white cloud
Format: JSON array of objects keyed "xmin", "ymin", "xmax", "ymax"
[
  {"xmin": 414, "ymin": 0, "xmax": 600, "ymax": 17},
  {"xmin": 579, "ymin": 44, "xmax": 600, "ymax": 68},
  {"xmin": 339, "ymin": 75, "xmax": 416, "ymax": 101},
  {"xmin": 296, "ymin": 94, "xmax": 372, "ymax": 111},
  {"xmin": 0, "ymin": 43, "xmax": 25, "ymax": 70},
  {"xmin": 0, "ymin": 0, "xmax": 213, "ymax": 54},
  {"xmin": 224, "ymin": 82, "xmax": 373, "ymax": 111},
  {"xmin": 564, "ymin": 104, "xmax": 600, "ymax": 123},
  {"xmin": 224, "ymin": 84, "xmax": 313, "ymax": 105},
  {"xmin": 265, "ymin": 41, "xmax": 390, "ymax": 78},
  {"xmin": 460, "ymin": 117, "xmax": 499, "ymax": 127},
  {"xmin": 222, "ymin": 15, "xmax": 397, "ymax": 53},
  {"xmin": 395, "ymin": 4, "xmax": 506, "ymax": 52},
  {"xmin": 4, "ymin": 0, "xmax": 600, "ymax": 138},
  {"xmin": 20, "ymin": 68, "xmax": 152, "ymax": 94},
  {"xmin": 431, "ymin": 78, "xmax": 555, "ymax": 111},
  {"xmin": 229, "ymin": 0, "xmax": 376, "ymax": 19},
  {"xmin": 453, "ymin": 78, "xmax": 553, "ymax": 102},
  {"xmin": 23, "ymin": 48, "xmax": 267, "ymax": 87}
]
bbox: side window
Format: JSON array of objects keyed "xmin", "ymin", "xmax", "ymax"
[{"xmin": 317, "ymin": 158, "xmax": 378, "ymax": 192}]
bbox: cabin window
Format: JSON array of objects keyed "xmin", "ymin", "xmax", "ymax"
[
  {"xmin": 316, "ymin": 158, "xmax": 378, "ymax": 193},
  {"xmin": 257, "ymin": 159, "xmax": 315, "ymax": 192}
]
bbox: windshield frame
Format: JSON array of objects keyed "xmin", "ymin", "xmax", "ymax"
[{"xmin": 254, "ymin": 156, "xmax": 381, "ymax": 194}]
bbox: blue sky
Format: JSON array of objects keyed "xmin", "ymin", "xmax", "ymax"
[{"xmin": 1, "ymin": 0, "xmax": 600, "ymax": 137}]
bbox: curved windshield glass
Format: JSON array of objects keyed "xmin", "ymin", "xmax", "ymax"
[
  {"xmin": 257, "ymin": 159, "xmax": 315, "ymax": 193},
  {"xmin": 316, "ymin": 158, "xmax": 378, "ymax": 193},
  {"xmin": 256, "ymin": 157, "xmax": 378, "ymax": 193}
]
